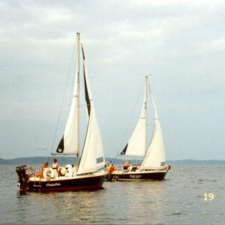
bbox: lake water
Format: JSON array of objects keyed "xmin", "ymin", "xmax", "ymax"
[{"xmin": 1, "ymin": 164, "xmax": 225, "ymax": 224}]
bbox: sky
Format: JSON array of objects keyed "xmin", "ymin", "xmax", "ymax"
[{"xmin": 0, "ymin": 0, "xmax": 225, "ymax": 160}]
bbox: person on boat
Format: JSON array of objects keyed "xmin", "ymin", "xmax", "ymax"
[
  {"xmin": 106, "ymin": 162, "xmax": 115, "ymax": 181},
  {"xmin": 39, "ymin": 162, "xmax": 49, "ymax": 178},
  {"xmin": 59, "ymin": 167, "xmax": 67, "ymax": 176},
  {"xmin": 52, "ymin": 158, "xmax": 59, "ymax": 178},
  {"xmin": 123, "ymin": 161, "xmax": 130, "ymax": 170},
  {"xmin": 107, "ymin": 162, "xmax": 115, "ymax": 173}
]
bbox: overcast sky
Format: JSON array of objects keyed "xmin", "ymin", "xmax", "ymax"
[{"xmin": 0, "ymin": 0, "xmax": 224, "ymax": 160}]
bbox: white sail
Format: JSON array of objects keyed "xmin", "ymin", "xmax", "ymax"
[
  {"xmin": 77, "ymin": 45, "xmax": 105, "ymax": 175},
  {"xmin": 77, "ymin": 106, "xmax": 105, "ymax": 174},
  {"xmin": 120, "ymin": 78, "xmax": 147, "ymax": 157},
  {"xmin": 140, "ymin": 95, "xmax": 166, "ymax": 169},
  {"xmin": 56, "ymin": 33, "xmax": 80, "ymax": 155}
]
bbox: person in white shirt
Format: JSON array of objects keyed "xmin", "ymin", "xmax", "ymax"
[{"xmin": 52, "ymin": 158, "xmax": 59, "ymax": 178}]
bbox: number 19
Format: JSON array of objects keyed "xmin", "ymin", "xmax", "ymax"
[{"xmin": 204, "ymin": 193, "xmax": 214, "ymax": 201}]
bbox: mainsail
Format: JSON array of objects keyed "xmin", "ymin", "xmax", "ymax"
[
  {"xmin": 77, "ymin": 45, "xmax": 105, "ymax": 175},
  {"xmin": 120, "ymin": 77, "xmax": 148, "ymax": 157},
  {"xmin": 56, "ymin": 33, "xmax": 80, "ymax": 155},
  {"xmin": 140, "ymin": 93, "xmax": 166, "ymax": 169}
]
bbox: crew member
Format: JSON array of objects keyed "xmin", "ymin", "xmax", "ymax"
[
  {"xmin": 123, "ymin": 161, "xmax": 130, "ymax": 170},
  {"xmin": 52, "ymin": 158, "xmax": 59, "ymax": 178},
  {"xmin": 39, "ymin": 162, "xmax": 49, "ymax": 178}
]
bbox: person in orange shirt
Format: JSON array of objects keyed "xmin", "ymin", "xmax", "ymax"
[
  {"xmin": 107, "ymin": 161, "xmax": 115, "ymax": 181},
  {"xmin": 39, "ymin": 162, "xmax": 49, "ymax": 178}
]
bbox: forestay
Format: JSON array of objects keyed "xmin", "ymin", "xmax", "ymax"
[
  {"xmin": 140, "ymin": 95, "xmax": 166, "ymax": 169},
  {"xmin": 77, "ymin": 45, "xmax": 105, "ymax": 175}
]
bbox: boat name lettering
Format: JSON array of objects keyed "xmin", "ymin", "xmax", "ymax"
[
  {"xmin": 129, "ymin": 175, "xmax": 142, "ymax": 179},
  {"xmin": 46, "ymin": 183, "xmax": 61, "ymax": 187}
]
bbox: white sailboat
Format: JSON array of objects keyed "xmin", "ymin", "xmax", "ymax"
[
  {"xmin": 108, "ymin": 76, "xmax": 170, "ymax": 181},
  {"xmin": 16, "ymin": 33, "xmax": 107, "ymax": 192}
]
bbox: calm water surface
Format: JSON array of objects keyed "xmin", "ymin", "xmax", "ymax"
[{"xmin": 0, "ymin": 164, "xmax": 225, "ymax": 224}]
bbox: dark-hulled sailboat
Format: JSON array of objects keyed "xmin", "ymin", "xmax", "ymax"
[
  {"xmin": 16, "ymin": 33, "xmax": 107, "ymax": 192},
  {"xmin": 108, "ymin": 76, "xmax": 170, "ymax": 181}
]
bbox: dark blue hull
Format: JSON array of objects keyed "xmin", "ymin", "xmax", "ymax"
[
  {"xmin": 16, "ymin": 165, "xmax": 106, "ymax": 192},
  {"xmin": 28, "ymin": 174, "xmax": 106, "ymax": 192},
  {"xmin": 110, "ymin": 171, "xmax": 167, "ymax": 181},
  {"xmin": 106, "ymin": 166, "xmax": 171, "ymax": 181}
]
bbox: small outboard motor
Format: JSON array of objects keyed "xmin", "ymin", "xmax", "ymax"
[{"xmin": 16, "ymin": 165, "xmax": 29, "ymax": 192}]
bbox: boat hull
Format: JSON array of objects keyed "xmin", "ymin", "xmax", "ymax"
[
  {"xmin": 107, "ymin": 166, "xmax": 170, "ymax": 181},
  {"xmin": 16, "ymin": 166, "xmax": 107, "ymax": 192},
  {"xmin": 28, "ymin": 175, "xmax": 106, "ymax": 192}
]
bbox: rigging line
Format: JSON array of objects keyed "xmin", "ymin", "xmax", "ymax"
[
  {"xmin": 113, "ymin": 81, "xmax": 143, "ymax": 162},
  {"xmin": 50, "ymin": 42, "xmax": 76, "ymax": 154}
]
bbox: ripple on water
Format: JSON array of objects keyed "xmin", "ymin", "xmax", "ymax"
[{"xmin": 1, "ymin": 164, "xmax": 225, "ymax": 224}]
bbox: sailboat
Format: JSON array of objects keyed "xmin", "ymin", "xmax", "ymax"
[
  {"xmin": 16, "ymin": 33, "xmax": 107, "ymax": 192},
  {"xmin": 108, "ymin": 76, "xmax": 170, "ymax": 181}
]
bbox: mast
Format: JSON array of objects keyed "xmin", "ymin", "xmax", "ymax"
[
  {"xmin": 55, "ymin": 33, "xmax": 81, "ymax": 157},
  {"xmin": 76, "ymin": 32, "xmax": 80, "ymax": 166}
]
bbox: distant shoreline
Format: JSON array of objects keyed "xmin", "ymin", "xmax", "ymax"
[{"xmin": 1, "ymin": 157, "xmax": 225, "ymax": 165}]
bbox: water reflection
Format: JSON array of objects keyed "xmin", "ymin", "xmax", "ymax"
[
  {"xmin": 13, "ymin": 181, "xmax": 168, "ymax": 224},
  {"xmin": 14, "ymin": 188, "xmax": 107, "ymax": 223}
]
